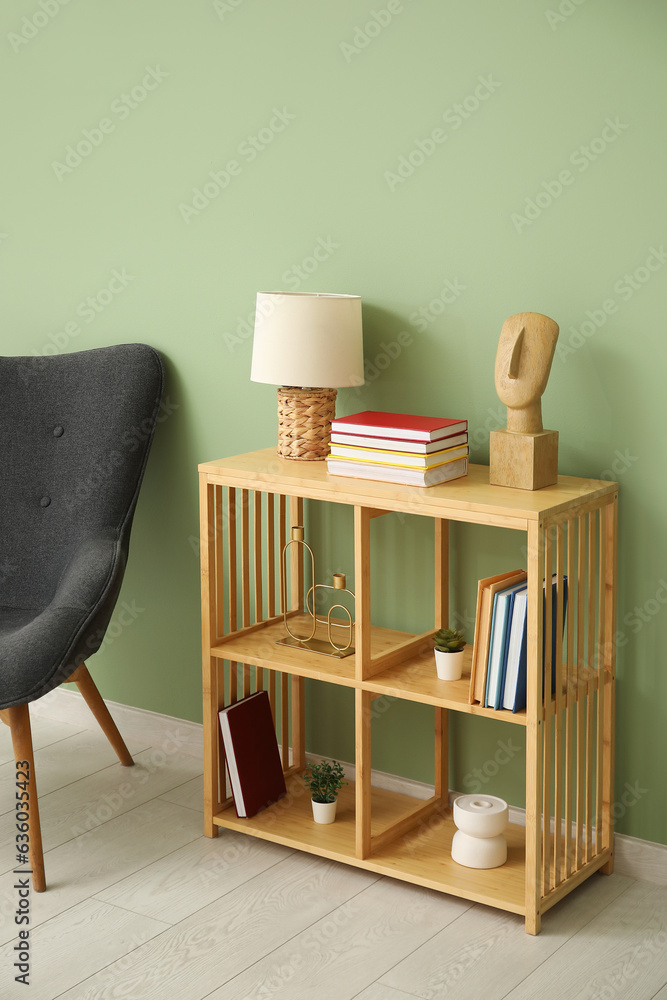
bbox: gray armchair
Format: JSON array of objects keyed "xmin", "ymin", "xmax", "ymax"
[{"xmin": 0, "ymin": 343, "xmax": 164, "ymax": 890}]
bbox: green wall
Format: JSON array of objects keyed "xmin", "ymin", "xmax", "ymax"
[{"xmin": 2, "ymin": 1, "xmax": 665, "ymax": 844}]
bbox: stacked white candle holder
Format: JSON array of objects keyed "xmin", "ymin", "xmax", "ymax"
[{"xmin": 451, "ymin": 794, "xmax": 509, "ymax": 869}]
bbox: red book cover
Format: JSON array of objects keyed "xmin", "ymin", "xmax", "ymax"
[
  {"xmin": 331, "ymin": 411, "xmax": 467, "ymax": 443},
  {"xmin": 218, "ymin": 690, "xmax": 287, "ymax": 818}
]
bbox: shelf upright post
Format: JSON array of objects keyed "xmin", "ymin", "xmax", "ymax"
[
  {"xmin": 289, "ymin": 496, "xmax": 306, "ymax": 772},
  {"xmin": 525, "ymin": 518, "xmax": 546, "ymax": 934},
  {"xmin": 354, "ymin": 505, "xmax": 373, "ymax": 859},
  {"xmin": 600, "ymin": 494, "xmax": 618, "ymax": 874},
  {"xmin": 434, "ymin": 517, "xmax": 450, "ymax": 806},
  {"xmin": 200, "ymin": 474, "xmax": 220, "ymax": 838}
]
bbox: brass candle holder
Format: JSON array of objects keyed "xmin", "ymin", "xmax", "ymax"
[{"xmin": 277, "ymin": 526, "xmax": 355, "ymax": 658}]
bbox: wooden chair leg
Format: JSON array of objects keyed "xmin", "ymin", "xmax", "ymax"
[
  {"xmin": 5, "ymin": 705, "xmax": 46, "ymax": 892},
  {"xmin": 67, "ymin": 664, "xmax": 134, "ymax": 767}
]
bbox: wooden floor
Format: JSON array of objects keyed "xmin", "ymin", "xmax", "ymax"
[{"xmin": 1, "ymin": 709, "xmax": 665, "ymax": 1000}]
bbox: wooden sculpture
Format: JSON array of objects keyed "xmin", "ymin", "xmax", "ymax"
[{"xmin": 489, "ymin": 312, "xmax": 559, "ymax": 490}]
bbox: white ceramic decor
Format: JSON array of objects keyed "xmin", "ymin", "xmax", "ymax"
[{"xmin": 451, "ymin": 794, "xmax": 508, "ymax": 869}]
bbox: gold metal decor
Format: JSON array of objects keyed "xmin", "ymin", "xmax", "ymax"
[{"xmin": 277, "ymin": 525, "xmax": 355, "ymax": 658}]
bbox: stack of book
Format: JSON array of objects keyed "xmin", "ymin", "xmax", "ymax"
[
  {"xmin": 469, "ymin": 571, "xmax": 567, "ymax": 713},
  {"xmin": 326, "ymin": 411, "xmax": 469, "ymax": 487}
]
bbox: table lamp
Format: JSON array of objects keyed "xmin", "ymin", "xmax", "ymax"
[{"xmin": 250, "ymin": 291, "xmax": 364, "ymax": 460}]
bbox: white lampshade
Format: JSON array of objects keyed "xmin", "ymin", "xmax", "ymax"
[{"xmin": 250, "ymin": 291, "xmax": 364, "ymax": 388}]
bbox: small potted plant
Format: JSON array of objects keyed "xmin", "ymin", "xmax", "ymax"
[
  {"xmin": 302, "ymin": 758, "xmax": 347, "ymax": 824},
  {"xmin": 433, "ymin": 627, "xmax": 466, "ymax": 680}
]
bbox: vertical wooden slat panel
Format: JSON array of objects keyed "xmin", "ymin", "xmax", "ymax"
[
  {"xmin": 200, "ymin": 476, "xmax": 219, "ymax": 837},
  {"xmin": 356, "ymin": 689, "xmax": 372, "ymax": 859},
  {"xmin": 542, "ymin": 526, "xmax": 554, "ymax": 892},
  {"xmin": 289, "ymin": 496, "xmax": 304, "ymax": 611},
  {"xmin": 215, "ymin": 486, "xmax": 232, "ymax": 802},
  {"xmin": 585, "ymin": 510, "xmax": 596, "ymax": 863},
  {"xmin": 434, "ymin": 518, "xmax": 449, "ymax": 628},
  {"xmin": 434, "ymin": 707, "xmax": 448, "ymax": 803},
  {"xmin": 564, "ymin": 518, "xmax": 575, "ymax": 878},
  {"xmin": 215, "ymin": 485, "xmax": 224, "ymax": 641},
  {"xmin": 525, "ymin": 520, "xmax": 544, "ymax": 935},
  {"xmin": 601, "ymin": 498, "xmax": 618, "ymax": 872},
  {"xmin": 241, "ymin": 489, "xmax": 250, "ymax": 628},
  {"xmin": 434, "ymin": 518, "xmax": 449, "ymax": 806},
  {"xmin": 277, "ymin": 495, "xmax": 289, "ymax": 766},
  {"xmin": 281, "ymin": 671, "xmax": 289, "ymax": 767},
  {"xmin": 355, "ymin": 506, "xmax": 372, "ymax": 681},
  {"xmin": 240, "ymin": 489, "xmax": 251, "ymax": 697},
  {"xmin": 254, "ymin": 491, "xmax": 263, "ymax": 623},
  {"xmin": 267, "ymin": 492, "xmax": 276, "ymax": 618},
  {"xmin": 278, "ymin": 495, "xmax": 286, "ymax": 612},
  {"xmin": 291, "ymin": 674, "xmax": 305, "ymax": 772},
  {"xmin": 596, "ymin": 504, "xmax": 606, "ymax": 854},
  {"xmin": 575, "ymin": 513, "xmax": 586, "ymax": 870},
  {"xmin": 227, "ymin": 488, "xmax": 238, "ymax": 707},
  {"xmin": 266, "ymin": 492, "xmax": 276, "ymax": 718},
  {"xmin": 254, "ymin": 491, "xmax": 264, "ymax": 694},
  {"xmin": 553, "ymin": 523, "xmax": 565, "ymax": 884}
]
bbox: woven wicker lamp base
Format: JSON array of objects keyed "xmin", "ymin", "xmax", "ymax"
[{"xmin": 277, "ymin": 387, "xmax": 337, "ymax": 461}]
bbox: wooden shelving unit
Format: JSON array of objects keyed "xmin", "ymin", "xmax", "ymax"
[{"xmin": 199, "ymin": 449, "xmax": 617, "ymax": 934}]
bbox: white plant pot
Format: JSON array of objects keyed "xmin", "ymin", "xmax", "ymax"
[
  {"xmin": 311, "ymin": 798, "xmax": 337, "ymax": 824},
  {"xmin": 434, "ymin": 649, "xmax": 464, "ymax": 680}
]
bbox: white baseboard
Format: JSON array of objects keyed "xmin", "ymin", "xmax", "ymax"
[
  {"xmin": 32, "ymin": 688, "xmax": 666, "ymax": 886},
  {"xmin": 30, "ymin": 686, "xmax": 203, "ymax": 758}
]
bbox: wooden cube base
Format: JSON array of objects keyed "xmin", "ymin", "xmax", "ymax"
[{"xmin": 489, "ymin": 429, "xmax": 558, "ymax": 490}]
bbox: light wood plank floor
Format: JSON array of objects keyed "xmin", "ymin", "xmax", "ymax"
[{"xmin": 1, "ymin": 710, "xmax": 665, "ymax": 999}]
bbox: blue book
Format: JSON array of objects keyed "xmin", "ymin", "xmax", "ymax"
[
  {"xmin": 503, "ymin": 575, "xmax": 568, "ymax": 713},
  {"xmin": 502, "ymin": 587, "xmax": 528, "ymax": 711},
  {"xmin": 485, "ymin": 579, "xmax": 530, "ymax": 709}
]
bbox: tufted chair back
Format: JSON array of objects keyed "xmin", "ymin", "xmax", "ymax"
[{"xmin": 0, "ymin": 344, "xmax": 164, "ymax": 706}]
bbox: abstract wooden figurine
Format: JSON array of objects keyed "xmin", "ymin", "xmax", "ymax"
[{"xmin": 489, "ymin": 312, "xmax": 559, "ymax": 490}]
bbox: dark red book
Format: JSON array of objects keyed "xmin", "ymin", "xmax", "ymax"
[
  {"xmin": 331, "ymin": 411, "xmax": 467, "ymax": 443},
  {"xmin": 218, "ymin": 691, "xmax": 286, "ymax": 818}
]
